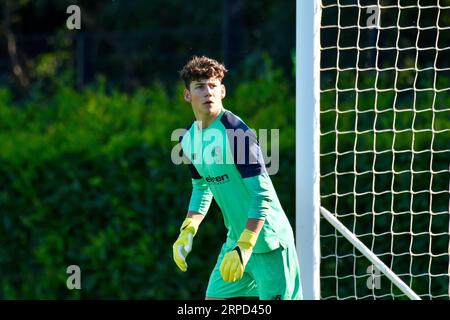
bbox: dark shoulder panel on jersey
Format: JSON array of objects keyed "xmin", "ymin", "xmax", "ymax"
[
  {"xmin": 220, "ymin": 110, "xmax": 266, "ymax": 178},
  {"xmin": 179, "ymin": 121, "xmax": 202, "ymax": 180}
]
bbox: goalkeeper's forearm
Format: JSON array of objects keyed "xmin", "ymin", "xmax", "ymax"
[
  {"xmin": 189, "ymin": 178, "xmax": 213, "ymax": 215},
  {"xmin": 244, "ymin": 218, "xmax": 264, "ymax": 236},
  {"xmin": 186, "ymin": 211, "xmax": 206, "ymax": 226}
]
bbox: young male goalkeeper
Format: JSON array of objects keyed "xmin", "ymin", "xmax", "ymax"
[{"xmin": 172, "ymin": 56, "xmax": 302, "ymax": 300}]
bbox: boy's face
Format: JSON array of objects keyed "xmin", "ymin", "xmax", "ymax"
[{"xmin": 184, "ymin": 77, "xmax": 226, "ymax": 117}]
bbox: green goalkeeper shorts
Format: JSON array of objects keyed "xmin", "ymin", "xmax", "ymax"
[{"xmin": 205, "ymin": 238, "xmax": 303, "ymax": 300}]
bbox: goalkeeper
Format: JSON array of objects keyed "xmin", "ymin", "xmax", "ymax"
[{"xmin": 173, "ymin": 56, "xmax": 302, "ymax": 300}]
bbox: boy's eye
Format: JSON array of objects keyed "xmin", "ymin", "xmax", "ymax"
[{"xmin": 195, "ymin": 83, "xmax": 217, "ymax": 89}]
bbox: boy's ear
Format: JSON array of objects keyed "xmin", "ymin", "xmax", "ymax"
[
  {"xmin": 183, "ymin": 89, "xmax": 191, "ymax": 102},
  {"xmin": 221, "ymin": 84, "xmax": 226, "ymax": 99}
]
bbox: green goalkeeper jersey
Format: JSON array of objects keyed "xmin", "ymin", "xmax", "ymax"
[{"xmin": 180, "ymin": 108, "xmax": 295, "ymax": 253}]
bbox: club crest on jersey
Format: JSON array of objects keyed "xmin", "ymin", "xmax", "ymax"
[
  {"xmin": 210, "ymin": 146, "xmax": 223, "ymax": 162},
  {"xmin": 191, "ymin": 146, "xmax": 223, "ymax": 164}
]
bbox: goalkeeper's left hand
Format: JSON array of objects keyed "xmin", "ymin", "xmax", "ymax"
[{"xmin": 219, "ymin": 229, "xmax": 258, "ymax": 282}]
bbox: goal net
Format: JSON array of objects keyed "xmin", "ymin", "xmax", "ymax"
[{"xmin": 297, "ymin": 0, "xmax": 450, "ymax": 300}]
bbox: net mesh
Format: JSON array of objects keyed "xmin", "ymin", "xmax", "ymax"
[{"xmin": 319, "ymin": 0, "xmax": 450, "ymax": 299}]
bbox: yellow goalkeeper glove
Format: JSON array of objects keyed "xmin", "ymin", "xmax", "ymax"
[
  {"xmin": 220, "ymin": 229, "xmax": 258, "ymax": 282},
  {"xmin": 173, "ymin": 218, "xmax": 199, "ymax": 272}
]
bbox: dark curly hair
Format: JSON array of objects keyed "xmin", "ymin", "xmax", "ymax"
[{"xmin": 179, "ymin": 56, "xmax": 228, "ymax": 88}]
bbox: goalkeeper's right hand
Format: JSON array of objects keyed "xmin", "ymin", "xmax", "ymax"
[{"xmin": 173, "ymin": 217, "xmax": 199, "ymax": 272}]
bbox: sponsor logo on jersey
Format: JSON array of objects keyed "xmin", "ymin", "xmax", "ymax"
[{"xmin": 205, "ymin": 174, "xmax": 230, "ymax": 185}]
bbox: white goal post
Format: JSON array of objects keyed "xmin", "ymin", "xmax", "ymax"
[{"xmin": 296, "ymin": 0, "xmax": 450, "ymax": 300}]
